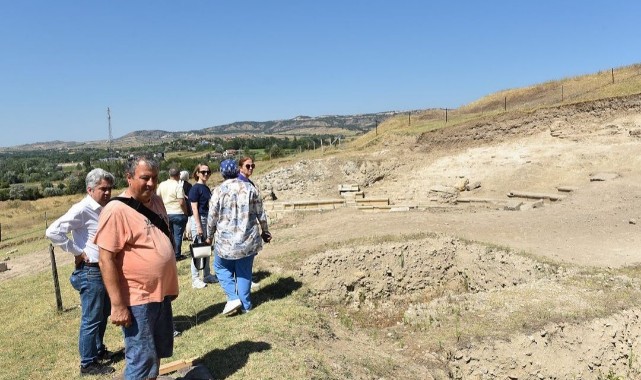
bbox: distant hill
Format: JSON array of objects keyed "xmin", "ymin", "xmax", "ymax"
[
  {"xmin": 1, "ymin": 111, "xmax": 403, "ymax": 152},
  {"xmin": 6, "ymin": 63, "xmax": 641, "ymax": 153},
  {"xmin": 115, "ymin": 112, "xmax": 401, "ymax": 143}
]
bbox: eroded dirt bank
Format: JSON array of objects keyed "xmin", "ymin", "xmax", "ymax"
[{"xmin": 252, "ymin": 95, "xmax": 641, "ymax": 379}]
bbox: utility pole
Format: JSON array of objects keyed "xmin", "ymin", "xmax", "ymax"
[{"xmin": 107, "ymin": 107, "xmax": 113, "ymax": 157}]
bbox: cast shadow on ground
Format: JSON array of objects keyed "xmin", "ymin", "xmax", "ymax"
[
  {"xmin": 251, "ymin": 269, "xmax": 270, "ymax": 283},
  {"xmin": 174, "ymin": 341, "xmax": 271, "ymax": 380},
  {"xmin": 173, "ymin": 274, "xmax": 302, "ymax": 333}
]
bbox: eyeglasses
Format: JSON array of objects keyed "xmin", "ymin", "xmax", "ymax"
[
  {"xmin": 199, "ymin": 170, "xmax": 211, "ymax": 175},
  {"xmin": 244, "ymin": 164, "xmax": 255, "ymax": 170}
]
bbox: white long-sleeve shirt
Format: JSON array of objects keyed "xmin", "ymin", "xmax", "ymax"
[{"xmin": 45, "ymin": 195, "xmax": 103, "ymax": 263}]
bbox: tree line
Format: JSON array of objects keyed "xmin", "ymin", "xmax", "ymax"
[{"xmin": 0, "ymin": 134, "xmax": 337, "ymax": 201}]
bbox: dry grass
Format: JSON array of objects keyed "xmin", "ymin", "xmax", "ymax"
[
  {"xmin": 4, "ymin": 63, "xmax": 641, "ymax": 379},
  {"xmin": 349, "ymin": 63, "xmax": 641, "ymax": 154},
  {"xmin": 0, "ymin": 256, "xmax": 340, "ymax": 380},
  {"xmin": 5, "ymin": 234, "xmax": 641, "ymax": 379},
  {"xmin": 0, "ymin": 195, "xmax": 84, "ymax": 258},
  {"xmin": 460, "ymin": 63, "xmax": 641, "ymax": 114},
  {"xmin": 400, "ymin": 275, "xmax": 641, "ymax": 351}
]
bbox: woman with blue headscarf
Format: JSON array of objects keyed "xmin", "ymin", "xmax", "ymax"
[{"xmin": 206, "ymin": 159, "xmax": 272, "ymax": 316}]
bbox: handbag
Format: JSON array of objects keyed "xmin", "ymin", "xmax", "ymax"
[{"xmin": 190, "ymin": 235, "xmax": 211, "ymax": 270}]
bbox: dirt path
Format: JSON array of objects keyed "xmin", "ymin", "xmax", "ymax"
[{"xmin": 0, "ymin": 246, "xmax": 73, "ymax": 282}]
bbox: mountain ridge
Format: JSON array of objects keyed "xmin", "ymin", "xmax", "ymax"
[{"xmin": 1, "ymin": 111, "xmax": 406, "ymax": 152}]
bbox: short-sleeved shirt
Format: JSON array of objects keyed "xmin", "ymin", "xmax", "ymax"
[
  {"xmin": 156, "ymin": 178, "xmax": 185, "ymax": 215},
  {"xmin": 94, "ymin": 194, "xmax": 179, "ymax": 306},
  {"xmin": 188, "ymin": 183, "xmax": 211, "ymax": 217}
]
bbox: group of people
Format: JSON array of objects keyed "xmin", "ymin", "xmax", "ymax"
[{"xmin": 45, "ymin": 156, "xmax": 271, "ymax": 379}]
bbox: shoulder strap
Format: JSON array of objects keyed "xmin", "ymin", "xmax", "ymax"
[{"xmin": 110, "ymin": 197, "xmax": 172, "ymax": 242}]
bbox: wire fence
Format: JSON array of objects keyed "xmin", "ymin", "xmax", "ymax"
[
  {"xmin": 405, "ymin": 65, "xmax": 641, "ymax": 126},
  {"xmin": 0, "ymin": 213, "xmax": 50, "ymax": 246}
]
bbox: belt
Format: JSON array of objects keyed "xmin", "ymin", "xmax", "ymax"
[{"xmin": 84, "ymin": 262, "xmax": 100, "ymax": 268}]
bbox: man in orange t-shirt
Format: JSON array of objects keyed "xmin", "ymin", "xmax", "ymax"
[{"xmin": 95, "ymin": 156, "xmax": 179, "ymax": 380}]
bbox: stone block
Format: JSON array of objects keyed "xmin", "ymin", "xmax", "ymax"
[{"xmin": 504, "ymin": 200, "xmax": 523, "ymax": 211}]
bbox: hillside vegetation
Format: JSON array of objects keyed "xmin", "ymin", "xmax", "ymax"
[
  {"xmin": 349, "ymin": 63, "xmax": 641, "ymax": 152},
  {"xmin": 3, "ymin": 63, "xmax": 641, "ymax": 380}
]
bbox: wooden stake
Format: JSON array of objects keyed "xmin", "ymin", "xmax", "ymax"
[
  {"xmin": 612, "ymin": 68, "xmax": 615, "ymax": 84},
  {"xmin": 159, "ymin": 357, "xmax": 199, "ymax": 375},
  {"xmin": 49, "ymin": 244, "xmax": 63, "ymax": 312}
]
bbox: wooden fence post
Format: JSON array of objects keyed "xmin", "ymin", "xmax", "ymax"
[
  {"xmin": 612, "ymin": 68, "xmax": 615, "ymax": 84},
  {"xmin": 49, "ymin": 244, "xmax": 63, "ymax": 312}
]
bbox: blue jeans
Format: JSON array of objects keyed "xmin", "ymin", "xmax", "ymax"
[
  {"xmin": 123, "ymin": 296, "xmax": 174, "ymax": 380},
  {"xmin": 70, "ymin": 265, "xmax": 111, "ymax": 367},
  {"xmin": 190, "ymin": 215, "xmax": 211, "ymax": 280},
  {"xmin": 168, "ymin": 214, "xmax": 188, "ymax": 257},
  {"xmin": 214, "ymin": 254, "xmax": 255, "ymax": 311}
]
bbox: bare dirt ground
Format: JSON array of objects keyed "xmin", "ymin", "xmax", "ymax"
[
  {"xmin": 254, "ymin": 94, "xmax": 641, "ymax": 379},
  {"xmin": 5, "ymin": 95, "xmax": 641, "ymax": 379}
]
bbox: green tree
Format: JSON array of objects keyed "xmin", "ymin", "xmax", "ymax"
[
  {"xmin": 65, "ymin": 174, "xmax": 86, "ymax": 195},
  {"xmin": 83, "ymin": 157, "xmax": 92, "ymax": 171},
  {"xmin": 269, "ymin": 144, "xmax": 283, "ymax": 159},
  {"xmin": 9, "ymin": 185, "xmax": 25, "ymax": 200}
]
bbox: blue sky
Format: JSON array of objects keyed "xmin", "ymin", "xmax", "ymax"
[{"xmin": 1, "ymin": 1, "xmax": 640, "ymax": 148}]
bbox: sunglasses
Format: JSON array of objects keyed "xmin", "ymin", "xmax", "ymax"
[
  {"xmin": 199, "ymin": 170, "xmax": 211, "ymax": 175},
  {"xmin": 244, "ymin": 164, "xmax": 255, "ymax": 169}
]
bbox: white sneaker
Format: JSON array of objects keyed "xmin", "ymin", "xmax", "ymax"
[
  {"xmin": 222, "ymin": 299, "xmax": 242, "ymax": 316},
  {"xmin": 192, "ymin": 278, "xmax": 207, "ymax": 289}
]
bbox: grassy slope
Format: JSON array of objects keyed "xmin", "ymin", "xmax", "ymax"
[{"xmin": 3, "ymin": 63, "xmax": 641, "ymax": 379}]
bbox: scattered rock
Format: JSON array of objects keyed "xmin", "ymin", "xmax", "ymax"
[
  {"xmin": 465, "ymin": 181, "xmax": 482, "ymax": 191},
  {"xmin": 504, "ymin": 201, "xmax": 523, "ymax": 211},
  {"xmin": 589, "ymin": 172, "xmax": 620, "ymax": 181},
  {"xmin": 453, "ymin": 177, "xmax": 469, "ymax": 192},
  {"xmin": 556, "ymin": 185, "xmax": 577, "ymax": 193}
]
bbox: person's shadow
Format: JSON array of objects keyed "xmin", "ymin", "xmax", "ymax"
[
  {"xmin": 173, "ymin": 273, "xmax": 302, "ymax": 333},
  {"xmin": 174, "ymin": 341, "xmax": 271, "ymax": 379}
]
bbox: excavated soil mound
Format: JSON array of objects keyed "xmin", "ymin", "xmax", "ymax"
[
  {"xmin": 258, "ymin": 94, "xmax": 641, "ymax": 379},
  {"xmin": 297, "ymin": 236, "xmax": 641, "ymax": 379},
  {"xmin": 298, "ymin": 236, "xmax": 557, "ymax": 309}
]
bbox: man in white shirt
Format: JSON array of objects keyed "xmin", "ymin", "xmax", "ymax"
[
  {"xmin": 45, "ymin": 168, "xmax": 116, "ymax": 376},
  {"xmin": 156, "ymin": 168, "xmax": 190, "ymax": 260}
]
